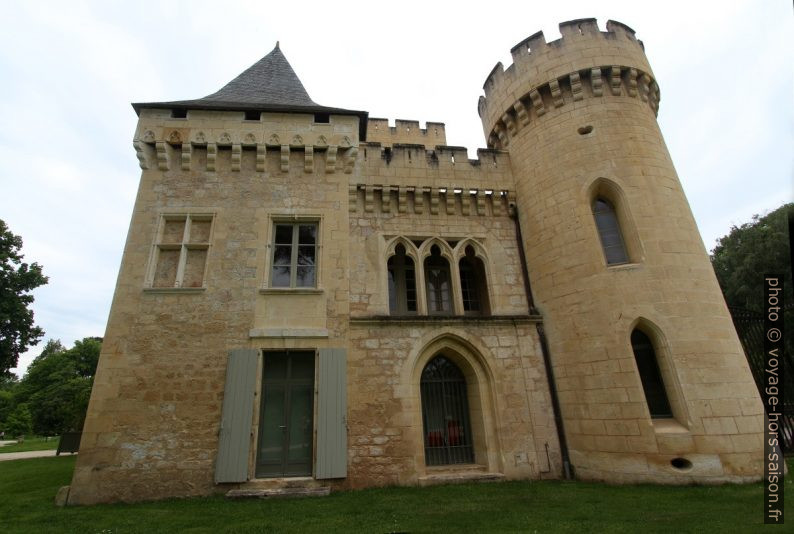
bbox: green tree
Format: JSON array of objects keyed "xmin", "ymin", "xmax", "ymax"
[
  {"xmin": 14, "ymin": 337, "xmax": 101, "ymax": 434},
  {"xmin": 711, "ymin": 202, "xmax": 793, "ymax": 371},
  {"xmin": 0, "ymin": 219, "xmax": 48, "ymax": 375},
  {"xmin": 711, "ymin": 202, "xmax": 793, "ymax": 310},
  {"xmin": 4, "ymin": 403, "xmax": 33, "ymax": 438}
]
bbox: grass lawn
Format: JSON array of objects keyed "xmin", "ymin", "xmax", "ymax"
[
  {"xmin": 0, "ymin": 436, "xmax": 59, "ymax": 454},
  {"xmin": 0, "ymin": 456, "xmax": 791, "ymax": 533}
]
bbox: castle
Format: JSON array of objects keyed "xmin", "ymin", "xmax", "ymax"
[{"xmin": 66, "ymin": 18, "xmax": 765, "ymax": 504}]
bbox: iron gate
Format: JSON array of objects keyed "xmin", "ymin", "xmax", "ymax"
[{"xmin": 729, "ymin": 305, "xmax": 793, "ymax": 453}]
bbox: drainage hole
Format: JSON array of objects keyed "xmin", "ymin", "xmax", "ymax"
[
  {"xmin": 670, "ymin": 457, "xmax": 692, "ymax": 470},
  {"xmin": 577, "ymin": 125, "xmax": 593, "ymax": 135}
]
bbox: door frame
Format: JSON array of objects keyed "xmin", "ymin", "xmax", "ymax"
[{"xmin": 250, "ymin": 349, "xmax": 318, "ymax": 479}]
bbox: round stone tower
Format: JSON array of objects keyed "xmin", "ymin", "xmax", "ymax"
[{"xmin": 479, "ymin": 18, "xmax": 764, "ymax": 483}]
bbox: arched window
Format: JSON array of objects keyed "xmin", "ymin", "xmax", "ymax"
[
  {"xmin": 459, "ymin": 246, "xmax": 490, "ymax": 315},
  {"xmin": 420, "ymin": 355, "xmax": 474, "ymax": 465},
  {"xmin": 424, "ymin": 245, "xmax": 452, "ymax": 315},
  {"xmin": 592, "ymin": 198, "xmax": 628, "ymax": 265},
  {"xmin": 387, "ymin": 244, "xmax": 417, "ymax": 315},
  {"xmin": 631, "ymin": 329, "xmax": 673, "ymax": 418}
]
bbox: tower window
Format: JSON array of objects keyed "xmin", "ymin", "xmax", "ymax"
[
  {"xmin": 631, "ymin": 329, "xmax": 673, "ymax": 418},
  {"xmin": 244, "ymin": 111, "xmax": 261, "ymax": 121},
  {"xmin": 170, "ymin": 109, "xmax": 188, "ymax": 119},
  {"xmin": 592, "ymin": 197, "xmax": 628, "ymax": 265},
  {"xmin": 387, "ymin": 244, "xmax": 417, "ymax": 315},
  {"xmin": 313, "ymin": 113, "xmax": 330, "ymax": 123}
]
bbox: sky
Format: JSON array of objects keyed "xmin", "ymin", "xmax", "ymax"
[{"xmin": 1, "ymin": 1, "xmax": 791, "ymax": 377}]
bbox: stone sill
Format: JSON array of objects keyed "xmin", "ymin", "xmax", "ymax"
[
  {"xmin": 652, "ymin": 418, "xmax": 690, "ymax": 434},
  {"xmin": 142, "ymin": 287, "xmax": 206, "ymax": 294},
  {"xmin": 259, "ymin": 288, "xmax": 324, "ymax": 295},
  {"xmin": 249, "ymin": 328, "xmax": 329, "ymax": 339},
  {"xmin": 350, "ymin": 314, "xmax": 542, "ymax": 326},
  {"xmin": 606, "ymin": 262, "xmax": 643, "ymax": 272}
]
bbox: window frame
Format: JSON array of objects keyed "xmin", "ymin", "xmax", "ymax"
[
  {"xmin": 146, "ymin": 212, "xmax": 214, "ymax": 290},
  {"xmin": 592, "ymin": 197, "xmax": 629, "ymax": 266},
  {"xmin": 424, "ymin": 245, "xmax": 454, "ymax": 316},
  {"xmin": 630, "ymin": 328, "xmax": 674, "ymax": 419},
  {"xmin": 387, "ymin": 244, "xmax": 418, "ymax": 315},
  {"xmin": 267, "ymin": 218, "xmax": 321, "ymax": 290}
]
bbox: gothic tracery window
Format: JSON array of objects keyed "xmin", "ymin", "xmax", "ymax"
[
  {"xmin": 424, "ymin": 245, "xmax": 452, "ymax": 315},
  {"xmin": 387, "ymin": 244, "xmax": 417, "ymax": 314}
]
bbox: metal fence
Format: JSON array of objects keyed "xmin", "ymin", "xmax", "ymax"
[{"xmin": 729, "ymin": 306, "xmax": 793, "ymax": 453}]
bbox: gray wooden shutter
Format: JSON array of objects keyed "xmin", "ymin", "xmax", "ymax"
[
  {"xmin": 316, "ymin": 348, "xmax": 347, "ymax": 479},
  {"xmin": 215, "ymin": 348, "xmax": 258, "ymax": 483}
]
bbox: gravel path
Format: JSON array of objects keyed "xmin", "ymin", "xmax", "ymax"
[{"xmin": 0, "ymin": 449, "xmax": 66, "ymax": 461}]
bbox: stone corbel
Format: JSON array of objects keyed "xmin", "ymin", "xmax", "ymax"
[
  {"xmin": 638, "ymin": 73, "xmax": 650, "ymax": 102},
  {"xmin": 514, "ymin": 100, "xmax": 529, "ymax": 126},
  {"xmin": 326, "ymin": 145, "xmax": 338, "ymax": 174},
  {"xmin": 231, "ymin": 143, "xmax": 242, "ymax": 171},
  {"xmin": 530, "ymin": 89, "xmax": 546, "ymax": 117},
  {"xmin": 475, "ymin": 192, "xmax": 486, "ymax": 215},
  {"xmin": 610, "ymin": 66, "xmax": 622, "ymax": 96},
  {"xmin": 398, "ymin": 187, "xmax": 407, "ymax": 213},
  {"xmin": 494, "ymin": 123, "xmax": 508, "ymax": 148},
  {"xmin": 591, "ymin": 67, "xmax": 603, "ymax": 97},
  {"xmin": 627, "ymin": 68, "xmax": 638, "ymax": 97},
  {"xmin": 570, "ymin": 72, "xmax": 583, "ymax": 101},
  {"xmin": 460, "ymin": 190, "xmax": 470, "ymax": 216},
  {"xmin": 444, "ymin": 190, "xmax": 455, "ymax": 215},
  {"xmin": 206, "ymin": 143, "xmax": 217, "ymax": 171},
  {"xmin": 155, "ymin": 141, "xmax": 169, "ymax": 171},
  {"xmin": 280, "ymin": 145, "xmax": 290, "ymax": 173},
  {"xmin": 429, "ymin": 188, "xmax": 439, "ymax": 215},
  {"xmin": 181, "ymin": 143, "xmax": 192, "ymax": 171},
  {"xmin": 304, "ymin": 146, "xmax": 314, "ymax": 173},
  {"xmin": 348, "ymin": 185, "xmax": 358, "ymax": 213},
  {"xmin": 413, "ymin": 188, "xmax": 424, "ymax": 214},
  {"xmin": 133, "ymin": 140, "xmax": 149, "ymax": 170},
  {"xmin": 501, "ymin": 113, "xmax": 517, "ymax": 136},
  {"xmin": 364, "ymin": 186, "xmax": 374, "ymax": 213},
  {"xmin": 549, "ymin": 79, "xmax": 564, "ymax": 108},
  {"xmin": 381, "ymin": 186, "xmax": 393, "ymax": 213},
  {"xmin": 492, "ymin": 193, "xmax": 504, "ymax": 216},
  {"xmin": 256, "ymin": 145, "xmax": 266, "ymax": 172},
  {"xmin": 344, "ymin": 147, "xmax": 358, "ymax": 174}
]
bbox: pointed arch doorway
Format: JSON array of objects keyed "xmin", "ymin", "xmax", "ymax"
[{"xmin": 420, "ymin": 355, "xmax": 475, "ymax": 465}]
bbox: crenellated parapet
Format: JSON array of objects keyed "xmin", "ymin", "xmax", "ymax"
[
  {"xmin": 132, "ymin": 108, "xmax": 360, "ymax": 174},
  {"xmin": 351, "ymin": 143, "xmax": 514, "ymax": 216},
  {"xmin": 477, "ymin": 19, "xmax": 660, "ymax": 149},
  {"xmin": 367, "ymin": 118, "xmax": 446, "ymax": 147}
]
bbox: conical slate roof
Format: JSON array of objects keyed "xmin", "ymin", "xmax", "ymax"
[
  {"xmin": 132, "ymin": 43, "xmax": 367, "ymax": 136},
  {"xmin": 197, "ymin": 43, "xmax": 318, "ymax": 108}
]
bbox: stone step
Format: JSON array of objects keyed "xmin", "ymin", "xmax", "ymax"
[
  {"xmin": 236, "ymin": 476, "xmax": 324, "ymax": 490},
  {"xmin": 226, "ymin": 486, "xmax": 331, "ymax": 499},
  {"xmin": 418, "ymin": 471, "xmax": 505, "ymax": 487}
]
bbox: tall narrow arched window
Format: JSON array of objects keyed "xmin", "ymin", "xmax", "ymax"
[
  {"xmin": 631, "ymin": 329, "xmax": 673, "ymax": 418},
  {"xmin": 592, "ymin": 198, "xmax": 628, "ymax": 265},
  {"xmin": 420, "ymin": 355, "xmax": 474, "ymax": 465},
  {"xmin": 459, "ymin": 246, "xmax": 490, "ymax": 316},
  {"xmin": 387, "ymin": 244, "xmax": 417, "ymax": 315},
  {"xmin": 424, "ymin": 245, "xmax": 452, "ymax": 315}
]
